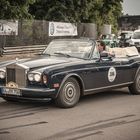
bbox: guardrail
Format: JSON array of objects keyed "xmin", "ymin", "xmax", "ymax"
[{"xmin": 0, "ymin": 45, "xmax": 47, "ymax": 56}]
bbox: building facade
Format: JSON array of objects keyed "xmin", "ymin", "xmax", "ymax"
[{"xmin": 118, "ymin": 15, "xmax": 140, "ymax": 31}]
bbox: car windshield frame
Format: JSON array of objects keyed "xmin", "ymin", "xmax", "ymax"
[{"xmin": 43, "ymin": 39, "xmax": 96, "ymax": 59}]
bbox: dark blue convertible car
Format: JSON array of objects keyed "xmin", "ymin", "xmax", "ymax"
[{"xmin": 0, "ymin": 38, "xmax": 140, "ymax": 108}]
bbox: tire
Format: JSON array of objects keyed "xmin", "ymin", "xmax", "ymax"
[
  {"xmin": 128, "ymin": 72, "xmax": 140, "ymax": 95},
  {"xmin": 55, "ymin": 77, "xmax": 80, "ymax": 108}
]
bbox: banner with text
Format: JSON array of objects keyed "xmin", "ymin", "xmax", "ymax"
[
  {"xmin": 0, "ymin": 20, "xmax": 18, "ymax": 35},
  {"xmin": 49, "ymin": 22, "xmax": 77, "ymax": 36}
]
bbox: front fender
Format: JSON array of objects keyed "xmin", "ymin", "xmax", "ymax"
[{"xmin": 55, "ymin": 73, "xmax": 85, "ymax": 98}]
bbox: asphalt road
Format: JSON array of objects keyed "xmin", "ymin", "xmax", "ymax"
[{"xmin": 0, "ymin": 88, "xmax": 140, "ymax": 140}]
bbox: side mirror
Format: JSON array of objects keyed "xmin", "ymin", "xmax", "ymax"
[
  {"xmin": 100, "ymin": 52, "xmax": 108, "ymax": 58},
  {"xmin": 100, "ymin": 52, "xmax": 114, "ymax": 60}
]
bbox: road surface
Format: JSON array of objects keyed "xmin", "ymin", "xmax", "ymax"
[{"xmin": 0, "ymin": 88, "xmax": 140, "ymax": 140}]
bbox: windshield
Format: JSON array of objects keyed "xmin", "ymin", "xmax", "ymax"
[
  {"xmin": 43, "ymin": 40, "xmax": 94, "ymax": 59},
  {"xmin": 132, "ymin": 32, "xmax": 140, "ymax": 39}
]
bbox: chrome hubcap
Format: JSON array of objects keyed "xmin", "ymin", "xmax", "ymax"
[{"xmin": 64, "ymin": 82, "xmax": 76, "ymax": 102}]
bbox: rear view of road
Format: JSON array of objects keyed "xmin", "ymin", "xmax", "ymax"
[{"xmin": 0, "ymin": 88, "xmax": 140, "ymax": 140}]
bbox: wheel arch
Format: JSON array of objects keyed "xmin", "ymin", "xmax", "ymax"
[
  {"xmin": 129, "ymin": 66, "xmax": 140, "ymax": 95},
  {"xmin": 56, "ymin": 73, "xmax": 85, "ymax": 98},
  {"xmin": 134, "ymin": 66, "xmax": 140, "ymax": 81}
]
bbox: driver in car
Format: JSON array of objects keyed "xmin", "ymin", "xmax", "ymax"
[
  {"xmin": 98, "ymin": 41, "xmax": 106, "ymax": 53},
  {"xmin": 98, "ymin": 41, "xmax": 115, "ymax": 57}
]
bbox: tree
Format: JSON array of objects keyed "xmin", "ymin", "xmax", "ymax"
[
  {"xmin": 100, "ymin": 0, "xmax": 123, "ymax": 33},
  {"xmin": 0, "ymin": 0, "xmax": 123, "ymax": 33},
  {"xmin": 0, "ymin": 0, "xmax": 35, "ymax": 19},
  {"xmin": 29, "ymin": 0, "xmax": 123, "ymax": 33},
  {"xmin": 29, "ymin": 0, "xmax": 98, "ymax": 22}
]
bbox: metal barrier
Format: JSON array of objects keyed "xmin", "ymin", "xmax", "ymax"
[{"xmin": 1, "ymin": 45, "xmax": 47, "ymax": 56}]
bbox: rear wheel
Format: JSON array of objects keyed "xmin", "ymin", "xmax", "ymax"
[
  {"xmin": 55, "ymin": 77, "xmax": 80, "ymax": 108},
  {"xmin": 128, "ymin": 72, "xmax": 140, "ymax": 95}
]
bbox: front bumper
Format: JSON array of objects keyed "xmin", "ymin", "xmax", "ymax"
[{"xmin": 0, "ymin": 86, "xmax": 56, "ymax": 99}]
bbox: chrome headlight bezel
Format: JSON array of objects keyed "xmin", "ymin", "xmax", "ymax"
[
  {"xmin": 28, "ymin": 72, "xmax": 41, "ymax": 82},
  {"xmin": 28, "ymin": 73, "xmax": 34, "ymax": 81},
  {"xmin": 34, "ymin": 73, "xmax": 41, "ymax": 82},
  {"xmin": 0, "ymin": 69, "xmax": 6, "ymax": 79}
]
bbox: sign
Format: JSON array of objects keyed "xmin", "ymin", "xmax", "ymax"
[
  {"xmin": 108, "ymin": 67, "xmax": 116, "ymax": 82},
  {"xmin": 0, "ymin": 20, "xmax": 18, "ymax": 35},
  {"xmin": 49, "ymin": 22, "xmax": 77, "ymax": 36}
]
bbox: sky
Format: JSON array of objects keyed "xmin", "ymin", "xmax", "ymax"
[{"xmin": 122, "ymin": 0, "xmax": 140, "ymax": 15}]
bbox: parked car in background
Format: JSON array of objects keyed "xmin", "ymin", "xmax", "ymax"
[
  {"xmin": 101, "ymin": 34, "xmax": 118, "ymax": 48},
  {"xmin": 118, "ymin": 31, "xmax": 133, "ymax": 47},
  {"xmin": 0, "ymin": 38, "xmax": 140, "ymax": 108},
  {"xmin": 126, "ymin": 29, "xmax": 140, "ymax": 51}
]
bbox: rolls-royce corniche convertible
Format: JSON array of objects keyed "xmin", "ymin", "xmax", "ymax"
[{"xmin": 0, "ymin": 38, "xmax": 140, "ymax": 108}]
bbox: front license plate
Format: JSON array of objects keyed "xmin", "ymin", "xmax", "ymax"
[{"xmin": 2, "ymin": 88, "xmax": 21, "ymax": 96}]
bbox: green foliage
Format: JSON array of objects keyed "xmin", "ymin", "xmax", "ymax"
[
  {"xmin": 29, "ymin": 0, "xmax": 123, "ymax": 33},
  {"xmin": 0, "ymin": 0, "xmax": 123, "ymax": 33},
  {"xmin": 100, "ymin": 0, "xmax": 123, "ymax": 33},
  {"xmin": 0, "ymin": 0, "xmax": 35, "ymax": 19},
  {"xmin": 29, "ymin": 0, "xmax": 98, "ymax": 23}
]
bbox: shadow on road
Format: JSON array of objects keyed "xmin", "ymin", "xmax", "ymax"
[
  {"xmin": 0, "ymin": 88, "xmax": 130, "ymax": 109},
  {"xmin": 80, "ymin": 88, "xmax": 130, "ymax": 103}
]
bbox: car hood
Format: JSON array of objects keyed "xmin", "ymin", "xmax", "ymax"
[
  {"xmin": 18, "ymin": 56, "xmax": 78, "ymax": 70},
  {"xmin": 0, "ymin": 58, "xmax": 29, "ymax": 69}
]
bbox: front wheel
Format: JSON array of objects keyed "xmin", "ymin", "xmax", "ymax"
[
  {"xmin": 128, "ymin": 72, "xmax": 140, "ymax": 95},
  {"xmin": 55, "ymin": 77, "xmax": 80, "ymax": 108}
]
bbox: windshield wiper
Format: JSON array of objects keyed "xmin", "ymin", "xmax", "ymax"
[{"xmin": 54, "ymin": 52, "xmax": 71, "ymax": 57}]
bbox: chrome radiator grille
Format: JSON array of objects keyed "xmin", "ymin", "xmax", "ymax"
[
  {"xmin": 6, "ymin": 66, "xmax": 27, "ymax": 87},
  {"xmin": 7, "ymin": 68, "xmax": 16, "ymax": 82}
]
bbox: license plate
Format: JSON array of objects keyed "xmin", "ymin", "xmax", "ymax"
[{"xmin": 2, "ymin": 88, "xmax": 21, "ymax": 96}]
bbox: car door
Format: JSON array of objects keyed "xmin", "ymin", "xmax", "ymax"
[
  {"xmin": 83, "ymin": 58, "xmax": 119, "ymax": 90},
  {"xmin": 94, "ymin": 57, "xmax": 134, "ymax": 88},
  {"xmin": 83, "ymin": 57, "xmax": 136, "ymax": 94}
]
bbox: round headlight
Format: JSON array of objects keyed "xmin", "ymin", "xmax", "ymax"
[
  {"xmin": 34, "ymin": 73, "xmax": 41, "ymax": 82},
  {"xmin": 0, "ymin": 70, "xmax": 5, "ymax": 79},
  {"xmin": 28, "ymin": 73, "xmax": 34, "ymax": 81}
]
